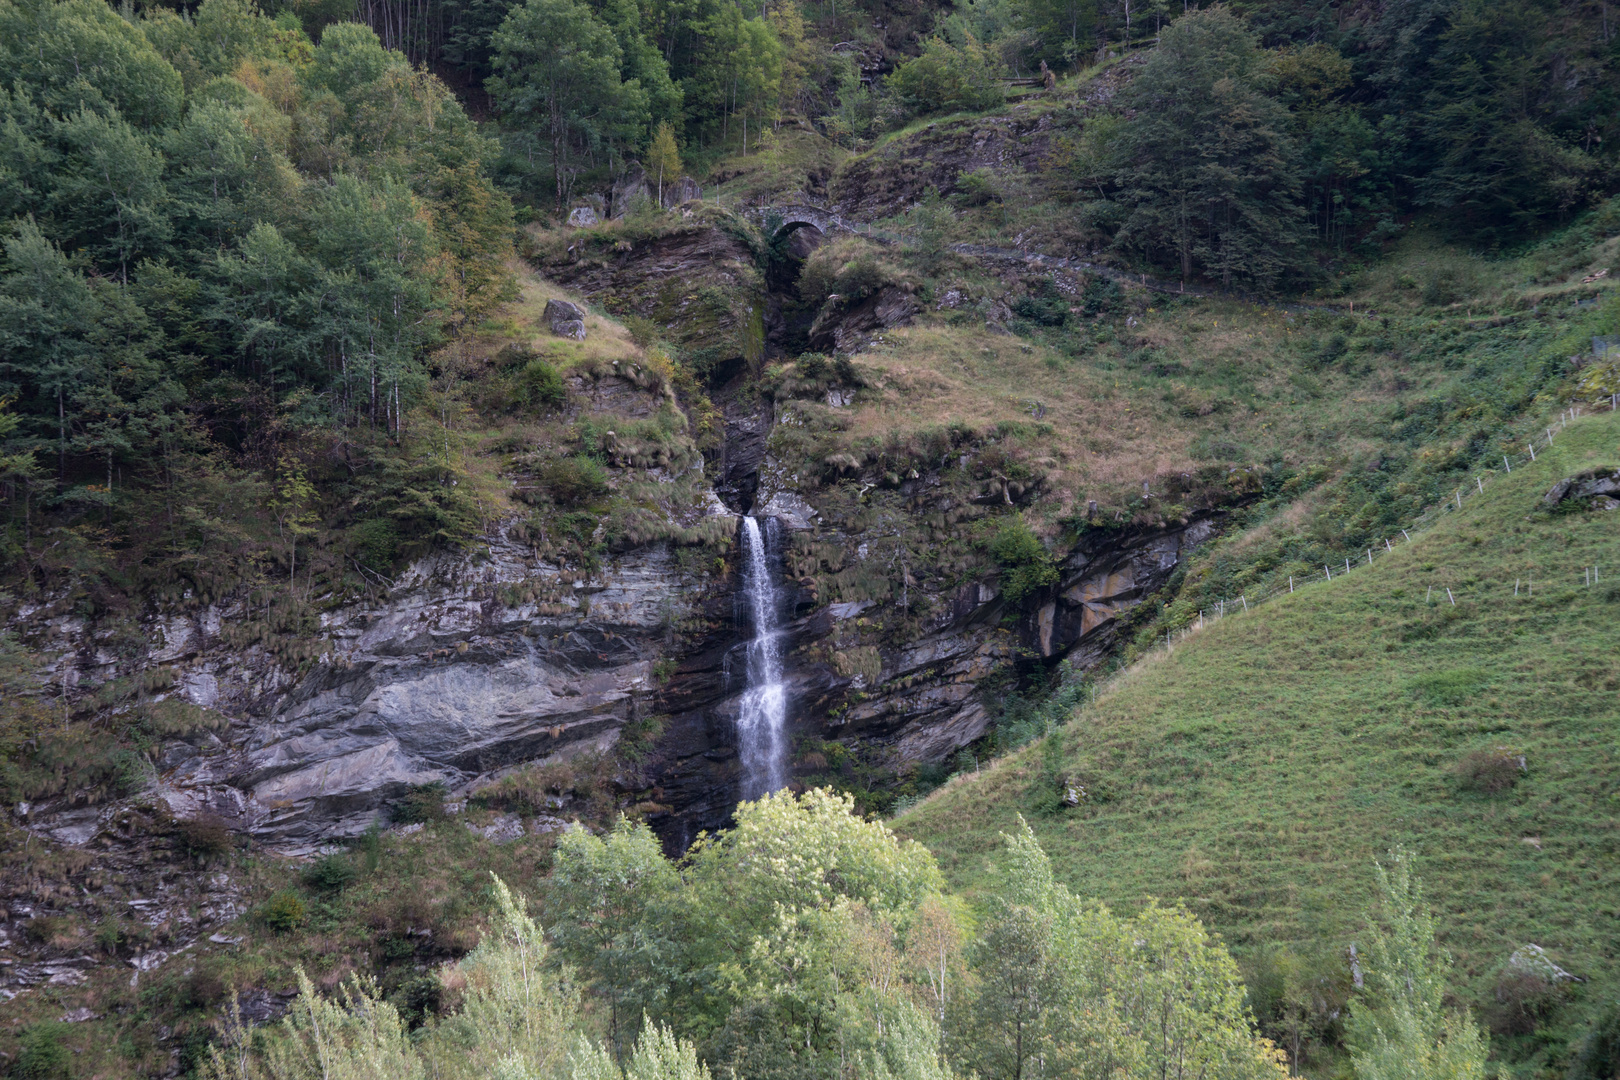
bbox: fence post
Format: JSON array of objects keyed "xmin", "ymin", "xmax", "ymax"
[
  {"xmin": 1476, "ymin": 477, "xmax": 1484, "ymax": 494},
  {"xmin": 1402, "ymin": 529, "xmax": 1410, "ymax": 542},
  {"xmin": 1528, "ymin": 443, "xmax": 1535, "ymax": 461},
  {"xmin": 1447, "ymin": 588, "xmax": 1455, "ymax": 606},
  {"xmin": 1504, "ymin": 455, "xmax": 1511, "ymax": 473},
  {"xmin": 1325, "ymin": 565, "xmax": 1331, "ymax": 581},
  {"xmin": 1289, "ymin": 576, "xmax": 1293, "ymax": 593}
]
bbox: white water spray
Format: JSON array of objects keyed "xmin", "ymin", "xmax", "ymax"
[{"xmin": 736, "ymin": 516, "xmax": 787, "ymax": 799}]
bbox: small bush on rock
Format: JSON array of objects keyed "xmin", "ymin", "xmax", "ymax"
[
  {"xmin": 391, "ymin": 781, "xmax": 449, "ymax": 824},
  {"xmin": 989, "ymin": 513, "xmax": 1058, "ymax": 603},
  {"xmin": 173, "ymin": 813, "xmax": 234, "ymax": 860}
]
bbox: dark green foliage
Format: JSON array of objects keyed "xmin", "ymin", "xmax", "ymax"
[
  {"xmin": 520, "ymin": 359, "xmax": 567, "ymax": 410},
  {"xmin": 389, "ymin": 973, "xmax": 444, "ymax": 1028},
  {"xmin": 1012, "ymin": 280, "xmax": 1069, "ymax": 326},
  {"xmin": 988, "ymin": 513, "xmax": 1058, "ymax": 603},
  {"xmin": 1113, "ymin": 8, "xmax": 1308, "ymax": 291},
  {"xmin": 1569, "ymin": 1000, "xmax": 1620, "ymax": 1080},
  {"xmin": 391, "ymin": 781, "xmax": 448, "ymax": 824},
  {"xmin": 1080, "ymin": 275, "xmax": 1122, "ymax": 317},
  {"xmin": 488, "ymin": 0, "xmax": 649, "ymax": 205},
  {"xmin": 350, "ymin": 518, "xmax": 400, "ymax": 573},
  {"xmin": 12, "ymin": 1022, "xmax": 71, "ymax": 1080},
  {"xmin": 302, "ymin": 853, "xmax": 358, "ymax": 893}
]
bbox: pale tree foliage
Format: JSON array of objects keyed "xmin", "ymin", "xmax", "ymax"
[
  {"xmin": 202, "ymin": 796, "xmax": 1300, "ymax": 1080},
  {"xmin": 907, "ymin": 894, "xmax": 969, "ymax": 1025},
  {"xmin": 204, "ymin": 873, "xmax": 709, "ymax": 1080},
  {"xmin": 963, "ymin": 816, "xmax": 1291, "ymax": 1080},
  {"xmin": 561, "ymin": 1024, "xmax": 712, "ymax": 1080},
  {"xmin": 434, "ymin": 874, "xmax": 578, "ymax": 1077},
  {"xmin": 1346, "ymin": 848, "xmax": 1489, "ymax": 1080},
  {"xmin": 201, "ymin": 969, "xmax": 421, "ymax": 1080}
]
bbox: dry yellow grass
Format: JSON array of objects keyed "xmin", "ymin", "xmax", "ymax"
[
  {"xmin": 829, "ymin": 296, "xmax": 1428, "ymax": 519},
  {"xmin": 456, "ymin": 260, "xmax": 646, "ymax": 371}
]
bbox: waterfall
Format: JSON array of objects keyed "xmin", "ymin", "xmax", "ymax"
[{"xmin": 736, "ymin": 516, "xmax": 787, "ymax": 799}]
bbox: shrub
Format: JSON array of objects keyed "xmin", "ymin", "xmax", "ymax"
[
  {"xmin": 1013, "ymin": 280, "xmax": 1069, "ymax": 327},
  {"xmin": 351, "ymin": 517, "xmax": 400, "ymax": 572},
  {"xmin": 173, "ymin": 813, "xmax": 234, "ymax": 859},
  {"xmin": 1081, "ymin": 275, "xmax": 1123, "ymax": 316},
  {"xmin": 263, "ymin": 890, "xmax": 308, "ymax": 933},
  {"xmin": 302, "ymin": 853, "xmax": 357, "ymax": 892},
  {"xmin": 13, "ymin": 1022, "xmax": 71, "ymax": 1079},
  {"xmin": 182, "ymin": 965, "xmax": 229, "ymax": 1010},
  {"xmin": 1316, "ymin": 332, "xmax": 1348, "ymax": 367},
  {"xmin": 989, "ymin": 514, "xmax": 1059, "ymax": 603},
  {"xmin": 798, "ymin": 238, "xmax": 903, "ymax": 310},
  {"xmin": 536, "ymin": 456, "xmax": 609, "ymax": 506},
  {"xmin": 952, "ymin": 168, "xmax": 1002, "ymax": 208},
  {"xmin": 520, "ymin": 357, "xmax": 566, "ymax": 410},
  {"xmin": 887, "ymin": 34, "xmax": 1003, "ymax": 118},
  {"xmin": 390, "ymin": 781, "xmax": 448, "ymax": 824},
  {"xmin": 622, "ymin": 313, "xmax": 660, "ymax": 347},
  {"xmin": 1456, "ymin": 747, "xmax": 1525, "ymax": 795},
  {"xmin": 1569, "ymin": 999, "xmax": 1620, "ymax": 1080},
  {"xmin": 1488, "ymin": 969, "xmax": 1564, "ymax": 1035}
]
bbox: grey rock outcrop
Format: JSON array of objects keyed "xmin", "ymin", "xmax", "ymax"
[
  {"xmin": 808, "ymin": 287, "xmax": 921, "ymax": 353},
  {"xmin": 1542, "ymin": 467, "xmax": 1620, "ymax": 508},
  {"xmin": 545, "ymin": 298, "xmax": 588, "ymax": 340},
  {"xmin": 662, "ymin": 175, "xmax": 702, "ymax": 207},
  {"xmin": 612, "ymin": 164, "xmax": 653, "ymax": 218}
]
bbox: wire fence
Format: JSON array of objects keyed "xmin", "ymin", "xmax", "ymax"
[{"xmin": 1130, "ymin": 405, "xmax": 1616, "ymax": 668}]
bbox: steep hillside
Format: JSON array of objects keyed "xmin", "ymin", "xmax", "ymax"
[{"xmin": 897, "ymin": 409, "xmax": 1620, "ymax": 1075}]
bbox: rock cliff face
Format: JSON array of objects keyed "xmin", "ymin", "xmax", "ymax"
[
  {"xmin": 829, "ymin": 107, "xmax": 1072, "ymax": 221},
  {"xmin": 13, "ymin": 454, "xmax": 1225, "ymax": 857},
  {"xmin": 534, "ymin": 209, "xmax": 765, "ymax": 384},
  {"xmin": 16, "ymin": 191, "xmax": 1233, "ymax": 861}
]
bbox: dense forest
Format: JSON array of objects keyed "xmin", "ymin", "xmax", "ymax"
[{"xmin": 1, "ymin": 0, "xmax": 1616, "ymax": 602}]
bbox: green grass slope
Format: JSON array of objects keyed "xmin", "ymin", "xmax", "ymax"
[{"xmin": 897, "ymin": 408, "xmax": 1620, "ymax": 1067}]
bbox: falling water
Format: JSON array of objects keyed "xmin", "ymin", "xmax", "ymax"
[{"xmin": 736, "ymin": 516, "xmax": 787, "ymax": 799}]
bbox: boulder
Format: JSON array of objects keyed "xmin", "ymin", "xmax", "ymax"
[
  {"xmin": 1542, "ymin": 468, "xmax": 1620, "ymax": 508},
  {"xmin": 567, "ymin": 205, "xmax": 600, "ymax": 227},
  {"xmin": 545, "ymin": 298, "xmax": 588, "ymax": 340},
  {"xmin": 612, "ymin": 163, "xmax": 652, "ymax": 218},
  {"xmin": 662, "ymin": 174, "xmax": 702, "ymax": 207}
]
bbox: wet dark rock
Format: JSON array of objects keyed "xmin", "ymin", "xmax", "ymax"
[{"xmin": 807, "ymin": 287, "xmax": 920, "ymax": 353}]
